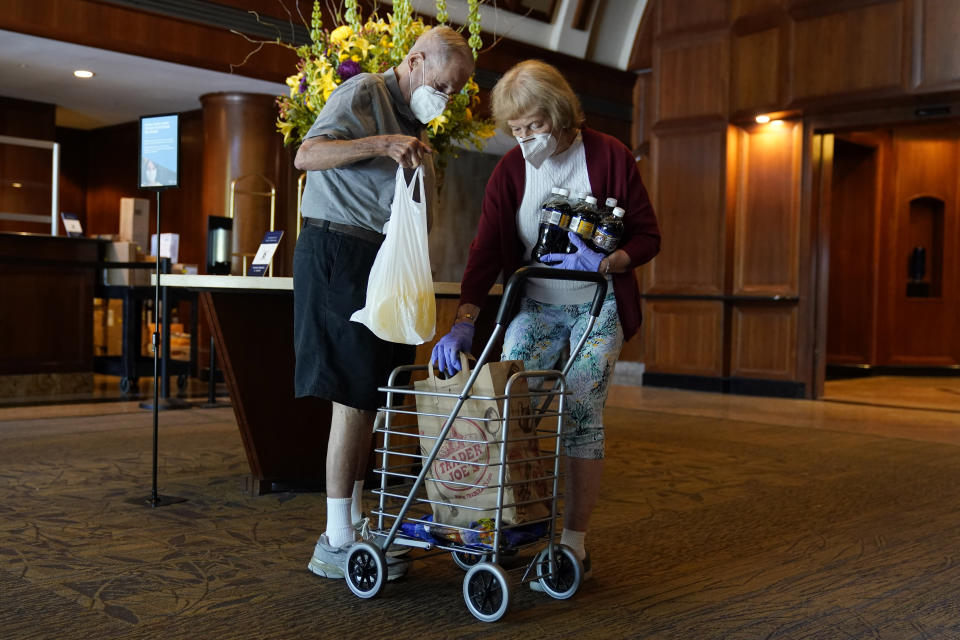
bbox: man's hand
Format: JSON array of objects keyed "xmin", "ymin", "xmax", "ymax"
[
  {"xmin": 294, "ymin": 134, "xmax": 433, "ymax": 171},
  {"xmin": 381, "ymin": 135, "xmax": 433, "ymax": 168}
]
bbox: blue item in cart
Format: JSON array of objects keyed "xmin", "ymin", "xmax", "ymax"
[{"xmin": 399, "ymin": 514, "xmax": 547, "ymax": 550}]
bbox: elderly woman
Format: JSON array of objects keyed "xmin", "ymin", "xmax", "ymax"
[{"xmin": 431, "ymin": 60, "xmax": 660, "ymax": 583}]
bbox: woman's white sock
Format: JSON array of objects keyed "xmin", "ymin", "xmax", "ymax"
[{"xmin": 560, "ymin": 529, "xmax": 587, "ymax": 560}]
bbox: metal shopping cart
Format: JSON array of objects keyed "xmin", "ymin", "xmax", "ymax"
[{"xmin": 341, "ymin": 266, "xmax": 608, "ymax": 622}]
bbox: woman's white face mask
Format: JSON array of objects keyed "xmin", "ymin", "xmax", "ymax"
[
  {"xmin": 516, "ymin": 132, "xmax": 557, "ymax": 169},
  {"xmin": 409, "ymin": 57, "xmax": 448, "ymax": 124}
]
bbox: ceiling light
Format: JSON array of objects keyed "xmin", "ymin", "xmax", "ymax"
[
  {"xmin": 755, "ymin": 115, "xmax": 770, "ymax": 124},
  {"xmin": 11, "ymin": 182, "xmax": 22, "ymax": 188},
  {"xmin": 770, "ymin": 119, "xmax": 784, "ymax": 126},
  {"xmin": 73, "ymin": 69, "xmax": 95, "ymax": 79}
]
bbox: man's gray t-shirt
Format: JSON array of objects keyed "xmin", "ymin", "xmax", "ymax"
[{"xmin": 300, "ymin": 68, "xmax": 434, "ymax": 233}]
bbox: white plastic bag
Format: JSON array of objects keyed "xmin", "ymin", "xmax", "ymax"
[{"xmin": 350, "ymin": 165, "xmax": 436, "ymax": 345}]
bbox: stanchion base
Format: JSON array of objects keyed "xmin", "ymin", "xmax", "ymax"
[
  {"xmin": 139, "ymin": 397, "xmax": 191, "ymax": 411},
  {"xmin": 125, "ymin": 494, "xmax": 188, "ymax": 507}
]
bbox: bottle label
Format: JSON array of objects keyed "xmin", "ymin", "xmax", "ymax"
[
  {"xmin": 593, "ymin": 229, "xmax": 617, "ymax": 252},
  {"xmin": 573, "ymin": 219, "xmax": 595, "ymax": 238},
  {"xmin": 542, "ymin": 206, "xmax": 563, "ymax": 226}
]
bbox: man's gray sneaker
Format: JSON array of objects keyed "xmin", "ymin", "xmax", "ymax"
[
  {"xmin": 308, "ymin": 533, "xmax": 409, "ymax": 581},
  {"xmin": 307, "ymin": 533, "xmax": 350, "ymax": 579}
]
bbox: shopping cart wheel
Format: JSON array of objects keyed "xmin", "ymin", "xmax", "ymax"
[
  {"xmin": 451, "ymin": 550, "xmax": 490, "ymax": 571},
  {"xmin": 345, "ymin": 542, "xmax": 386, "ymax": 599},
  {"xmin": 533, "ymin": 544, "xmax": 582, "ymax": 600},
  {"xmin": 463, "ymin": 563, "xmax": 510, "ymax": 623}
]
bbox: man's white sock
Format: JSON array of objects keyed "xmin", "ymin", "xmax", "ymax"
[
  {"xmin": 560, "ymin": 529, "xmax": 586, "ymax": 560},
  {"xmin": 325, "ymin": 497, "xmax": 354, "ymax": 547},
  {"xmin": 351, "ymin": 480, "xmax": 364, "ymax": 525}
]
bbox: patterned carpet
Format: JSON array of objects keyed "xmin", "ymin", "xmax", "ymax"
[{"xmin": 3, "ymin": 395, "xmax": 960, "ymax": 638}]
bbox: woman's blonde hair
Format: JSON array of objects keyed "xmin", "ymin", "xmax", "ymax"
[{"xmin": 491, "ymin": 60, "xmax": 584, "ymax": 134}]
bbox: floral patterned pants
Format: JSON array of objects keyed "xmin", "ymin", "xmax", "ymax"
[{"xmin": 501, "ymin": 293, "xmax": 623, "ymax": 459}]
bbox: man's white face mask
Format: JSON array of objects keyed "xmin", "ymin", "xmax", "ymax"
[
  {"xmin": 516, "ymin": 132, "xmax": 557, "ymax": 169},
  {"xmin": 409, "ymin": 56, "xmax": 448, "ymax": 124}
]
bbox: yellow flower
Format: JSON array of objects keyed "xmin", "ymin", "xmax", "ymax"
[
  {"xmin": 350, "ymin": 54, "xmax": 361, "ymax": 62},
  {"xmin": 339, "ymin": 52, "xmax": 349, "ymax": 61},
  {"xmin": 330, "ymin": 25, "xmax": 353, "ymax": 44},
  {"xmin": 428, "ymin": 113, "xmax": 449, "ymax": 135}
]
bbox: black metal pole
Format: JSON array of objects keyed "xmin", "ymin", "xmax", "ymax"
[
  {"xmin": 151, "ymin": 190, "xmax": 161, "ymax": 504},
  {"xmin": 127, "ymin": 189, "xmax": 186, "ymax": 508}
]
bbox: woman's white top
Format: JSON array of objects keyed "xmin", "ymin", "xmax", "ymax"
[{"xmin": 515, "ymin": 133, "xmax": 604, "ymax": 305}]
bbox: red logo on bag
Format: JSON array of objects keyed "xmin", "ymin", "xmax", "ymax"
[{"xmin": 433, "ymin": 419, "xmax": 492, "ymax": 496}]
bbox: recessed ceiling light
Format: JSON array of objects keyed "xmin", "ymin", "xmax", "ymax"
[
  {"xmin": 11, "ymin": 182, "xmax": 23, "ymax": 188},
  {"xmin": 755, "ymin": 115, "xmax": 771, "ymax": 124},
  {"xmin": 770, "ymin": 119, "xmax": 784, "ymax": 126},
  {"xmin": 73, "ymin": 70, "xmax": 95, "ymax": 79}
]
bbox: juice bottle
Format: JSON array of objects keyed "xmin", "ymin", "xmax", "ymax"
[
  {"xmin": 532, "ymin": 187, "xmax": 574, "ymax": 264},
  {"xmin": 592, "ymin": 206, "xmax": 625, "ymax": 254}
]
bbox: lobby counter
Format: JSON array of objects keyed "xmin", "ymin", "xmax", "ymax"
[
  {"xmin": 0, "ymin": 232, "xmax": 106, "ymax": 397},
  {"xmin": 157, "ymin": 274, "xmax": 501, "ymax": 494}
]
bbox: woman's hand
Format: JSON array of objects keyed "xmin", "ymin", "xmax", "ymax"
[
  {"xmin": 430, "ymin": 321, "xmax": 476, "ymax": 376},
  {"xmin": 540, "ymin": 232, "xmax": 604, "ymax": 273}
]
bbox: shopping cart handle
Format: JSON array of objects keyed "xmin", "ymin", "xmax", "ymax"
[{"xmin": 496, "ymin": 266, "xmax": 609, "ymax": 326}]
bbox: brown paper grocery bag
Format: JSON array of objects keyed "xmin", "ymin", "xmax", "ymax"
[{"xmin": 414, "ymin": 357, "xmax": 551, "ymax": 528}]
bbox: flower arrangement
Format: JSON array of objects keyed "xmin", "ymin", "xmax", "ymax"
[{"xmin": 276, "ymin": 0, "xmax": 496, "ymax": 174}]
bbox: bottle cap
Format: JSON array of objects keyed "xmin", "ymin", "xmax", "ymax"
[
  {"xmin": 605, "ymin": 197, "xmax": 618, "ymax": 207},
  {"xmin": 585, "ymin": 196, "xmax": 598, "ymax": 205},
  {"xmin": 612, "ymin": 206, "xmax": 625, "ymax": 217}
]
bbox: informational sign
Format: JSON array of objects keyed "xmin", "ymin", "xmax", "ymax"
[
  {"xmin": 138, "ymin": 113, "xmax": 180, "ymax": 189},
  {"xmin": 247, "ymin": 231, "xmax": 284, "ymax": 277},
  {"xmin": 60, "ymin": 212, "xmax": 84, "ymax": 237}
]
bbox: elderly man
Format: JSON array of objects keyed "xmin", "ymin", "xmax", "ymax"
[{"xmin": 293, "ymin": 26, "xmax": 475, "ymax": 579}]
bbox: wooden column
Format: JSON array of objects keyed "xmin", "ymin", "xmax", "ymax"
[{"xmin": 201, "ymin": 92, "xmax": 289, "ymax": 275}]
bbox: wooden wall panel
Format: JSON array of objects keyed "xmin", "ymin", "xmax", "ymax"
[
  {"xmin": 733, "ymin": 0, "xmax": 783, "ymax": 20},
  {"xmin": 913, "ymin": 0, "xmax": 960, "ymax": 90},
  {"xmin": 880, "ymin": 130, "xmax": 959, "ymax": 365},
  {"xmin": 1, "ymin": 0, "xmax": 296, "ymax": 83},
  {"xmin": 790, "ymin": 2, "xmax": 905, "ymax": 102},
  {"xmin": 730, "ymin": 304, "xmax": 797, "ymax": 378},
  {"xmin": 655, "ymin": 39, "xmax": 729, "ymax": 123},
  {"xmin": 643, "ymin": 300, "xmax": 725, "ymax": 376},
  {"xmin": 733, "ymin": 120, "xmax": 802, "ymax": 296},
  {"xmin": 731, "ymin": 27, "xmax": 782, "ymax": 115},
  {"xmin": 826, "ymin": 137, "xmax": 880, "ymax": 364},
  {"xmin": 648, "ymin": 128, "xmax": 727, "ymax": 294},
  {"xmin": 0, "ymin": 97, "xmax": 57, "ymax": 234},
  {"xmin": 657, "ymin": 0, "xmax": 729, "ymax": 36}
]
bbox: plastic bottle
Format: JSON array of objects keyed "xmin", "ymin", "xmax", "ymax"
[
  {"xmin": 598, "ymin": 197, "xmax": 618, "ymax": 218},
  {"xmin": 592, "ymin": 206, "xmax": 625, "ymax": 254},
  {"xmin": 567, "ymin": 195, "xmax": 600, "ymax": 249},
  {"xmin": 532, "ymin": 187, "xmax": 575, "ymax": 264}
]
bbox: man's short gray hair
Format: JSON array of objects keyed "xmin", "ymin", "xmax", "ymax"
[{"xmin": 410, "ymin": 25, "xmax": 473, "ymax": 68}]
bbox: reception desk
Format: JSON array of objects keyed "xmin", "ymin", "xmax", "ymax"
[
  {"xmin": 157, "ymin": 274, "xmax": 501, "ymax": 494},
  {"xmin": 0, "ymin": 232, "xmax": 105, "ymax": 396}
]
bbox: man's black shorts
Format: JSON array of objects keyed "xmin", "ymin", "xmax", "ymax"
[{"xmin": 293, "ymin": 223, "xmax": 416, "ymax": 410}]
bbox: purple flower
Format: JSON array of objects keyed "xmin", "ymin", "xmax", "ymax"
[
  {"xmin": 298, "ymin": 75, "xmax": 308, "ymax": 94},
  {"xmin": 337, "ymin": 60, "xmax": 362, "ymax": 81}
]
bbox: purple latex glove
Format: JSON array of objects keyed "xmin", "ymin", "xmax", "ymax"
[
  {"xmin": 430, "ymin": 321, "xmax": 475, "ymax": 376},
  {"xmin": 540, "ymin": 232, "xmax": 604, "ymax": 273}
]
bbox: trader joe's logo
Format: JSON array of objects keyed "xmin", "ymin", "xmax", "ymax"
[{"xmin": 432, "ymin": 419, "xmax": 492, "ymax": 497}]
